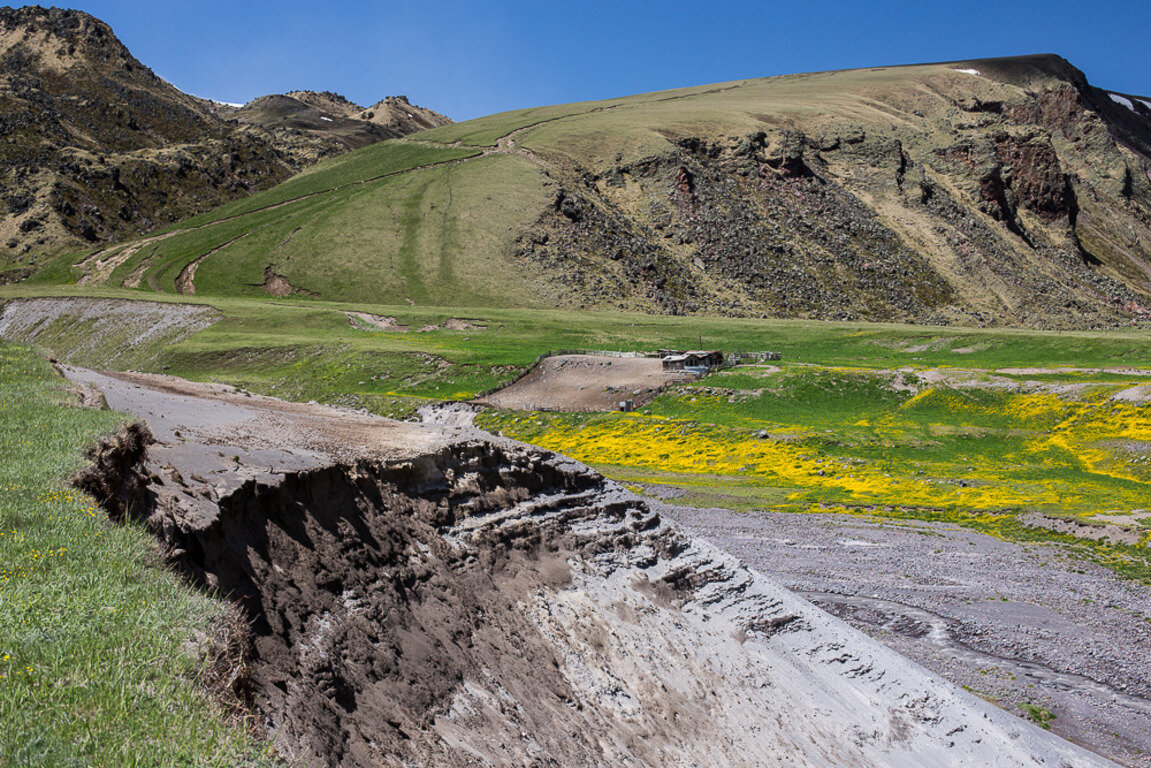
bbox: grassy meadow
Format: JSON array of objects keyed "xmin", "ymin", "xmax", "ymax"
[{"xmin": 0, "ymin": 341, "xmax": 274, "ymax": 767}]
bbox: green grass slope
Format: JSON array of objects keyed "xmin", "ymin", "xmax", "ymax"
[
  {"xmin": 0, "ymin": 341, "xmax": 275, "ymax": 766},
  {"xmin": 37, "ymin": 55, "xmax": 1151, "ymax": 328}
]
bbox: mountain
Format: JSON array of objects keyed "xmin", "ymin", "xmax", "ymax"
[
  {"xmin": 230, "ymin": 91, "xmax": 451, "ymax": 165},
  {"xmin": 0, "ymin": 6, "xmax": 449, "ymax": 282},
  {"xmin": 55, "ymin": 54, "xmax": 1151, "ymax": 328},
  {"xmin": 0, "ymin": 6, "xmax": 292, "ymax": 277},
  {"xmin": 231, "ymin": 92, "xmax": 399, "ymax": 162},
  {"xmin": 356, "ymin": 95, "xmax": 452, "ymax": 134}
]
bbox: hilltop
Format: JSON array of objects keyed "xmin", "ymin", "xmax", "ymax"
[
  {"xmin": 59, "ymin": 53, "xmax": 1151, "ymax": 328},
  {"xmin": 231, "ymin": 91, "xmax": 451, "ymax": 164},
  {"xmin": 0, "ymin": 7, "xmax": 447, "ymax": 279}
]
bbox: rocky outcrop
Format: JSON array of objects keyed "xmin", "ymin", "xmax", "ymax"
[{"xmin": 510, "ymin": 56, "xmax": 1151, "ymax": 328}]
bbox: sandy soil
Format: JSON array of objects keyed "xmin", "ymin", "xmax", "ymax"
[
  {"xmin": 478, "ymin": 354, "xmax": 692, "ymax": 411},
  {"xmin": 659, "ymin": 502, "xmax": 1151, "ymax": 767},
  {"xmin": 62, "ymin": 368, "xmax": 453, "ymax": 508}
]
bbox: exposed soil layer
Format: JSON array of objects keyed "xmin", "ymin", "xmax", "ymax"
[
  {"xmin": 478, "ymin": 354, "xmax": 693, "ymax": 411},
  {"xmin": 68, "ymin": 369, "xmax": 1122, "ymax": 767},
  {"xmin": 0, "ymin": 297, "xmax": 219, "ymax": 365}
]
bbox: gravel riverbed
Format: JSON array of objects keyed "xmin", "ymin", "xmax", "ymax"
[{"xmin": 657, "ymin": 502, "xmax": 1151, "ymax": 766}]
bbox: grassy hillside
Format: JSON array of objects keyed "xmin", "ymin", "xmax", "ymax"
[{"xmin": 42, "ymin": 55, "xmax": 1151, "ymax": 329}]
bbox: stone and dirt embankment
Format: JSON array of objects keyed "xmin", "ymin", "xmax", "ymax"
[
  {"xmin": 63, "ymin": 367, "xmax": 1119, "ymax": 768},
  {"xmin": 0, "ymin": 297, "xmax": 219, "ymax": 365}
]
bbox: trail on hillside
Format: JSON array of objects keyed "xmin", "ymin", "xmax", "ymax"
[{"xmin": 76, "ymin": 81, "xmax": 751, "ymax": 292}]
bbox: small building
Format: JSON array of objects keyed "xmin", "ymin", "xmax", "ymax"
[
  {"xmin": 684, "ymin": 350, "xmax": 724, "ymax": 368},
  {"xmin": 662, "ymin": 350, "xmax": 723, "ymax": 373}
]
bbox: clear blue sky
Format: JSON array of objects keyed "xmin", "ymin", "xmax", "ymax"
[{"xmin": 68, "ymin": 0, "xmax": 1151, "ymax": 120}]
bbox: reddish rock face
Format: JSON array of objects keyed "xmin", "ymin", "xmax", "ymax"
[{"xmin": 992, "ymin": 134, "xmax": 1073, "ymax": 221}]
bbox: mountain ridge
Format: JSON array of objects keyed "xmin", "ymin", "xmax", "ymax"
[
  {"xmin": 56, "ymin": 52, "xmax": 1151, "ymax": 329},
  {"xmin": 0, "ymin": 6, "xmax": 449, "ymax": 278}
]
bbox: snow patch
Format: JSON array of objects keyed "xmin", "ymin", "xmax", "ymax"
[
  {"xmin": 320, "ymin": 116, "xmax": 334, "ymax": 122},
  {"xmin": 1139, "ymin": 99, "xmax": 1151, "ymax": 111},
  {"xmin": 1109, "ymin": 93, "xmax": 1136, "ymax": 111},
  {"xmin": 954, "ymin": 68, "xmax": 980, "ymax": 76}
]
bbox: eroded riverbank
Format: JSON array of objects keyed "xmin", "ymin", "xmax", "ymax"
[{"xmin": 62, "ymin": 368, "xmax": 1123, "ymax": 767}]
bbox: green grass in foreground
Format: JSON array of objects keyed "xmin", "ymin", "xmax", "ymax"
[{"xmin": 0, "ymin": 342, "xmax": 274, "ymax": 767}]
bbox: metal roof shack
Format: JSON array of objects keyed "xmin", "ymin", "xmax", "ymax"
[{"xmin": 661, "ymin": 350, "xmax": 723, "ymax": 372}]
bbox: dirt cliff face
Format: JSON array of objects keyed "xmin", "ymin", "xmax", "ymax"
[
  {"xmin": 513, "ymin": 55, "xmax": 1151, "ymax": 328},
  {"xmin": 68, "ymin": 371, "xmax": 1121, "ymax": 768}
]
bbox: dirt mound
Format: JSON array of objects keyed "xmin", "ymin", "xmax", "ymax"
[
  {"xmin": 0, "ymin": 297, "xmax": 219, "ymax": 365},
  {"xmin": 345, "ymin": 311, "xmax": 409, "ymax": 332},
  {"xmin": 479, "ymin": 354, "xmax": 691, "ymax": 411},
  {"xmin": 69, "ymin": 369, "xmax": 1120, "ymax": 768},
  {"xmin": 358, "ymin": 95, "xmax": 452, "ymax": 134}
]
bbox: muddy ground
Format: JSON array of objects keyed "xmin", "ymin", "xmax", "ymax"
[
  {"xmin": 654, "ymin": 500, "xmax": 1151, "ymax": 766},
  {"xmin": 63, "ymin": 369, "xmax": 1120, "ymax": 768},
  {"xmin": 476, "ymin": 354, "xmax": 692, "ymax": 411}
]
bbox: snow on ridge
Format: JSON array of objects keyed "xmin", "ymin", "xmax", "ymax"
[
  {"xmin": 954, "ymin": 68, "xmax": 980, "ymax": 76},
  {"xmin": 1139, "ymin": 99, "xmax": 1151, "ymax": 112},
  {"xmin": 1109, "ymin": 93, "xmax": 1136, "ymax": 111}
]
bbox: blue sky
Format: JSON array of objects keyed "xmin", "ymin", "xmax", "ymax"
[{"xmin": 72, "ymin": 0, "xmax": 1150, "ymax": 121}]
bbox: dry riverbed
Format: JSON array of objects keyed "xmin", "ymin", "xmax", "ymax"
[{"xmin": 655, "ymin": 500, "xmax": 1151, "ymax": 766}]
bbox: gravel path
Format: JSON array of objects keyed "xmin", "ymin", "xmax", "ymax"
[{"xmin": 657, "ymin": 502, "xmax": 1151, "ymax": 766}]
